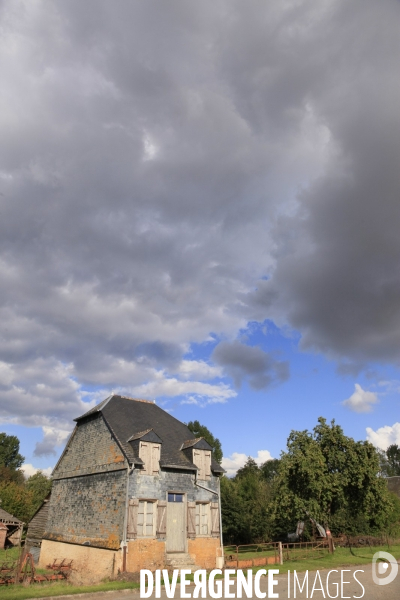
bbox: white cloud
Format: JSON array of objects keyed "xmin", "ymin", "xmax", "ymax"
[
  {"xmin": 21, "ymin": 463, "xmax": 53, "ymax": 478},
  {"xmin": 342, "ymin": 383, "xmax": 378, "ymax": 413},
  {"xmin": 131, "ymin": 371, "xmax": 236, "ymax": 405},
  {"xmin": 177, "ymin": 360, "xmax": 223, "ymax": 381},
  {"xmin": 222, "ymin": 449, "xmax": 273, "ymax": 477},
  {"xmin": 0, "ymin": 358, "xmax": 96, "ymax": 428},
  {"xmin": 366, "ymin": 422, "xmax": 400, "ymax": 450}
]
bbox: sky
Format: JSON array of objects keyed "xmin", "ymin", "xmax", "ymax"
[{"xmin": 1, "ymin": 0, "xmax": 400, "ymax": 479}]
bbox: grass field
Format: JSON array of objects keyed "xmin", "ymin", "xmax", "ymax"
[
  {"xmin": 251, "ymin": 544, "xmax": 400, "ymax": 576},
  {"xmin": 0, "ymin": 544, "xmax": 399, "ymax": 600}
]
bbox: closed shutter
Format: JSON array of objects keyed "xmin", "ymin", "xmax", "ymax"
[
  {"xmin": 127, "ymin": 498, "xmax": 139, "ymax": 538},
  {"xmin": 211, "ymin": 502, "xmax": 220, "ymax": 536},
  {"xmin": 193, "ymin": 450, "xmax": 203, "ymax": 479},
  {"xmin": 152, "ymin": 444, "xmax": 160, "ymax": 475},
  {"xmin": 205, "ymin": 452, "xmax": 211, "ymax": 480},
  {"xmin": 187, "ymin": 502, "xmax": 196, "ymax": 538},
  {"xmin": 156, "ymin": 500, "xmax": 167, "ymax": 536},
  {"xmin": 140, "ymin": 442, "xmax": 150, "ymax": 474}
]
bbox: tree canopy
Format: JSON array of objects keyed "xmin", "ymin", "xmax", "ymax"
[
  {"xmin": 220, "ymin": 418, "xmax": 399, "ymax": 544},
  {"xmin": 0, "ymin": 433, "xmax": 25, "ymax": 471},
  {"xmin": 187, "ymin": 420, "xmax": 223, "ymax": 464},
  {"xmin": 378, "ymin": 444, "xmax": 400, "ymax": 477},
  {"xmin": 270, "ymin": 417, "xmax": 394, "ymax": 537},
  {"xmin": 0, "ymin": 432, "xmax": 51, "ymax": 523}
]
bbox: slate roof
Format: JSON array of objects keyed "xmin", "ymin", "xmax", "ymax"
[
  {"xmin": 75, "ymin": 395, "xmax": 224, "ymax": 473},
  {"xmin": 0, "ymin": 507, "xmax": 23, "ymax": 525},
  {"xmin": 181, "ymin": 437, "xmax": 213, "ymax": 451},
  {"xmin": 26, "ymin": 494, "xmax": 50, "ymax": 542}
]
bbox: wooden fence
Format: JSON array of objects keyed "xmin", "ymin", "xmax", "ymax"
[
  {"xmin": 281, "ymin": 539, "xmax": 333, "ymax": 561},
  {"xmin": 224, "ymin": 543, "xmax": 282, "ymax": 568}
]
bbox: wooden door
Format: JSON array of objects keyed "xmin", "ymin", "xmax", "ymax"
[{"xmin": 166, "ymin": 493, "xmax": 185, "ymax": 552}]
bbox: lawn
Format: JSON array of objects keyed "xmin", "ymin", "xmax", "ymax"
[
  {"xmin": 0, "ymin": 547, "xmax": 21, "ymax": 562},
  {"xmin": 251, "ymin": 544, "xmax": 400, "ymax": 576}
]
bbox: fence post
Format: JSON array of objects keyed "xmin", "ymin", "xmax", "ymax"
[
  {"xmin": 328, "ymin": 536, "xmax": 334, "ymax": 554},
  {"xmin": 278, "ymin": 542, "xmax": 283, "ymax": 565}
]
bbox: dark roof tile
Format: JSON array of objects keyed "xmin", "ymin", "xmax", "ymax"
[{"xmin": 75, "ymin": 395, "xmax": 224, "ymax": 473}]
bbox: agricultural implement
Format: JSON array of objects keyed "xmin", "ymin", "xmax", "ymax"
[{"xmin": 0, "ymin": 552, "xmax": 73, "ymax": 585}]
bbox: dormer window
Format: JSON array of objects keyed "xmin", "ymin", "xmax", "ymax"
[
  {"xmin": 193, "ymin": 449, "xmax": 211, "ymax": 480},
  {"xmin": 139, "ymin": 441, "xmax": 161, "ymax": 475},
  {"xmin": 127, "ymin": 428, "xmax": 162, "ymax": 476},
  {"xmin": 181, "ymin": 437, "xmax": 213, "ymax": 480}
]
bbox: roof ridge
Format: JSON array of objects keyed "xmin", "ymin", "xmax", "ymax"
[{"xmin": 115, "ymin": 395, "xmax": 155, "ymax": 404}]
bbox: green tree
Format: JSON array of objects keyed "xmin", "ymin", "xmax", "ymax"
[
  {"xmin": 386, "ymin": 444, "xmax": 400, "ymax": 476},
  {"xmin": 0, "ymin": 465, "xmax": 25, "ymax": 485},
  {"xmin": 236, "ymin": 457, "xmax": 259, "ymax": 479},
  {"xmin": 0, "ymin": 433, "xmax": 25, "ymax": 471},
  {"xmin": 220, "ymin": 476, "xmax": 247, "ymax": 544},
  {"xmin": 0, "ymin": 481, "xmax": 35, "ymax": 523},
  {"xmin": 187, "ymin": 420, "xmax": 223, "ymax": 464},
  {"xmin": 25, "ymin": 471, "xmax": 52, "ymax": 512},
  {"xmin": 270, "ymin": 417, "xmax": 393, "ymax": 537},
  {"xmin": 221, "ymin": 457, "xmax": 273, "ymax": 544},
  {"xmin": 260, "ymin": 458, "xmax": 280, "ymax": 483}
]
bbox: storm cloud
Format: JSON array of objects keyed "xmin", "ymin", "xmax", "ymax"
[
  {"xmin": 1, "ymin": 0, "xmax": 400, "ymax": 437},
  {"xmin": 213, "ymin": 341, "xmax": 289, "ymax": 390}
]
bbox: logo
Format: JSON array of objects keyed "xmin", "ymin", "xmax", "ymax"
[{"xmin": 372, "ymin": 551, "xmax": 398, "ymax": 586}]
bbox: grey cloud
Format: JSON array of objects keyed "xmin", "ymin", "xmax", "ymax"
[
  {"xmin": 34, "ymin": 439, "xmax": 57, "ymax": 458},
  {"xmin": 241, "ymin": 0, "xmax": 400, "ymax": 366},
  {"xmin": 135, "ymin": 342, "xmax": 184, "ymax": 369},
  {"xmin": 0, "ymin": 0, "xmax": 399, "ymax": 428},
  {"xmin": 33, "ymin": 426, "xmax": 71, "ymax": 457},
  {"xmin": 212, "ymin": 341, "xmax": 289, "ymax": 390}
]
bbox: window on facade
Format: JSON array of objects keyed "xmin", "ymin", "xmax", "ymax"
[
  {"xmin": 168, "ymin": 493, "xmax": 184, "ymax": 502},
  {"xmin": 137, "ymin": 500, "xmax": 156, "ymax": 537},
  {"xmin": 195, "ymin": 503, "xmax": 209, "ymax": 536},
  {"xmin": 139, "ymin": 442, "xmax": 161, "ymax": 475},
  {"xmin": 193, "ymin": 449, "xmax": 211, "ymax": 480}
]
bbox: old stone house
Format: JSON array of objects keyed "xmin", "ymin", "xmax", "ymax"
[{"xmin": 39, "ymin": 395, "xmax": 225, "ymax": 581}]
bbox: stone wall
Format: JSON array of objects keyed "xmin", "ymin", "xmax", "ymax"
[
  {"xmin": 127, "ymin": 469, "xmax": 221, "ymax": 570},
  {"xmin": 53, "ymin": 414, "xmax": 126, "ymax": 479},
  {"xmin": 44, "ymin": 470, "xmax": 126, "ymax": 549},
  {"xmin": 129, "ymin": 468, "xmax": 219, "ymax": 503}
]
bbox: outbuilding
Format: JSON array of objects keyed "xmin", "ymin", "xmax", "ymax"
[{"xmin": 0, "ymin": 507, "xmax": 23, "ymax": 549}]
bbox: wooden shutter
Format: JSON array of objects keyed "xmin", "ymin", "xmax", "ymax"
[
  {"xmin": 187, "ymin": 501, "xmax": 196, "ymax": 538},
  {"xmin": 156, "ymin": 500, "xmax": 167, "ymax": 537},
  {"xmin": 140, "ymin": 442, "xmax": 150, "ymax": 474},
  {"xmin": 205, "ymin": 452, "xmax": 211, "ymax": 480},
  {"xmin": 193, "ymin": 450, "xmax": 203, "ymax": 479},
  {"xmin": 127, "ymin": 498, "xmax": 139, "ymax": 538},
  {"xmin": 152, "ymin": 444, "xmax": 160, "ymax": 475},
  {"xmin": 211, "ymin": 502, "xmax": 220, "ymax": 536}
]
